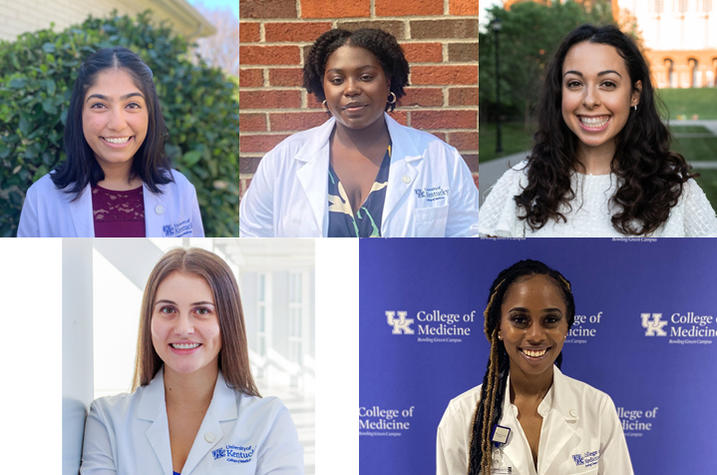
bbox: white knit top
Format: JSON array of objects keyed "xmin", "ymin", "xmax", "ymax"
[{"xmin": 478, "ymin": 161, "xmax": 717, "ymax": 237}]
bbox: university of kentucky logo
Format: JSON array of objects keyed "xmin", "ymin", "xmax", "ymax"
[
  {"xmin": 386, "ymin": 310, "xmax": 414, "ymax": 335},
  {"xmin": 641, "ymin": 313, "xmax": 668, "ymax": 336},
  {"xmin": 212, "ymin": 444, "xmax": 255, "ymax": 463}
]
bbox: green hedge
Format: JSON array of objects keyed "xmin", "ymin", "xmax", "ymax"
[{"xmin": 0, "ymin": 11, "xmax": 238, "ymax": 236}]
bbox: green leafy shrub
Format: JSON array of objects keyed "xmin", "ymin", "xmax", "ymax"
[{"xmin": 0, "ymin": 11, "xmax": 238, "ymax": 236}]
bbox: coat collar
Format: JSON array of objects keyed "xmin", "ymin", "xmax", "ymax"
[
  {"xmin": 292, "ymin": 113, "xmax": 426, "ymax": 235},
  {"xmin": 500, "ymin": 366, "xmax": 581, "ymax": 474},
  {"xmin": 136, "ymin": 368, "xmax": 239, "ymax": 474}
]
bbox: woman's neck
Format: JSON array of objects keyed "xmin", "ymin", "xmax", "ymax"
[
  {"xmin": 163, "ymin": 365, "xmax": 218, "ymax": 409},
  {"xmin": 96, "ymin": 160, "xmax": 142, "ymax": 190},
  {"xmin": 509, "ymin": 366, "xmax": 554, "ymax": 403},
  {"xmin": 575, "ymin": 141, "xmax": 616, "ymax": 175},
  {"xmin": 333, "ymin": 114, "xmax": 390, "ymax": 150}
]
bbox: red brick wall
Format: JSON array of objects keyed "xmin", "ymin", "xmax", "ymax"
[{"xmin": 239, "ymin": 0, "xmax": 479, "ymax": 197}]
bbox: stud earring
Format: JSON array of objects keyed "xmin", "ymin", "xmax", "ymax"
[{"xmin": 633, "ymin": 104, "xmax": 638, "ymax": 111}]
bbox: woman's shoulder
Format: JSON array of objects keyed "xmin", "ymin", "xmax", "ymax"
[
  {"xmin": 237, "ymin": 392, "xmax": 291, "ymax": 418},
  {"xmin": 478, "ymin": 161, "xmax": 530, "ymax": 237},
  {"xmin": 88, "ymin": 390, "xmax": 139, "ymax": 419},
  {"xmin": 26, "ymin": 172, "xmax": 62, "ymax": 195},
  {"xmin": 441, "ymin": 385, "xmax": 481, "ymax": 425}
]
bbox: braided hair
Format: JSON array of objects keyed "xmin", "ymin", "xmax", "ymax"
[{"xmin": 468, "ymin": 260, "xmax": 575, "ymax": 474}]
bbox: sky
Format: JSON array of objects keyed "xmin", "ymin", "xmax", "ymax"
[{"xmin": 189, "ymin": 0, "xmax": 239, "ymax": 19}]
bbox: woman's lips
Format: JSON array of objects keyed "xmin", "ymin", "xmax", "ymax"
[
  {"xmin": 578, "ymin": 115, "xmax": 610, "ymax": 131},
  {"xmin": 169, "ymin": 342, "xmax": 202, "ymax": 354},
  {"xmin": 100, "ymin": 136, "xmax": 134, "ymax": 147},
  {"xmin": 520, "ymin": 347, "xmax": 550, "ymax": 359}
]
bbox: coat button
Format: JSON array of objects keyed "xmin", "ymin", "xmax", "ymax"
[
  {"xmin": 204, "ymin": 432, "xmax": 216, "ymax": 443},
  {"xmin": 569, "ymin": 409, "xmax": 577, "ymax": 418},
  {"xmin": 155, "ymin": 205, "xmax": 165, "ymax": 215},
  {"xmin": 402, "ymin": 175, "xmax": 411, "ymax": 184}
]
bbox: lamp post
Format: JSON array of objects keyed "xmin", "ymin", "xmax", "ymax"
[{"xmin": 492, "ymin": 17, "xmax": 503, "ymax": 154}]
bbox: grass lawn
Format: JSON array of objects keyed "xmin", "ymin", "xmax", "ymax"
[
  {"xmin": 693, "ymin": 169, "xmax": 717, "ymax": 209},
  {"xmin": 671, "ymin": 126, "xmax": 717, "ymax": 162},
  {"xmin": 656, "ymin": 88, "xmax": 717, "ymax": 120},
  {"xmin": 479, "ymin": 121, "xmax": 535, "ymax": 162}
]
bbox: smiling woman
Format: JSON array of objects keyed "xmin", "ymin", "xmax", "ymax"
[
  {"xmin": 239, "ymin": 28, "xmax": 479, "ymax": 237},
  {"xmin": 17, "ymin": 47, "xmax": 204, "ymax": 237},
  {"xmin": 478, "ymin": 24, "xmax": 717, "ymax": 237},
  {"xmin": 80, "ymin": 247, "xmax": 304, "ymax": 475},
  {"xmin": 436, "ymin": 260, "xmax": 633, "ymax": 475}
]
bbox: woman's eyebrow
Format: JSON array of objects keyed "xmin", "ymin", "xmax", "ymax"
[
  {"xmin": 563, "ymin": 70, "xmax": 622, "ymax": 78},
  {"xmin": 85, "ymin": 92, "xmax": 145, "ymax": 102}
]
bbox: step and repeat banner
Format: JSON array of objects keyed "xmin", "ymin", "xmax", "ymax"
[{"xmin": 359, "ymin": 239, "xmax": 717, "ymax": 474}]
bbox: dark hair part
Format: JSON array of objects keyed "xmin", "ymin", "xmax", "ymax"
[
  {"xmin": 303, "ymin": 28, "xmax": 409, "ymax": 112},
  {"xmin": 468, "ymin": 259, "xmax": 575, "ymax": 475},
  {"xmin": 515, "ymin": 24, "xmax": 692, "ymax": 235},
  {"xmin": 133, "ymin": 248, "xmax": 260, "ymax": 397},
  {"xmin": 51, "ymin": 47, "xmax": 172, "ymax": 198}
]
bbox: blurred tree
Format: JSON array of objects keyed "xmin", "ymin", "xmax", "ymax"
[
  {"xmin": 479, "ymin": 0, "xmax": 623, "ymax": 126},
  {"xmin": 191, "ymin": 2, "xmax": 238, "ymax": 77}
]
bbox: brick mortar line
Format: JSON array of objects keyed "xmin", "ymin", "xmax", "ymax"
[
  {"xmin": 239, "ymin": 16, "xmax": 479, "ymax": 23},
  {"xmin": 240, "ymin": 40, "xmax": 479, "ymax": 45},
  {"xmin": 238, "ymin": 108, "xmax": 479, "ymax": 113},
  {"xmin": 240, "ymin": 129, "xmax": 479, "ymax": 135}
]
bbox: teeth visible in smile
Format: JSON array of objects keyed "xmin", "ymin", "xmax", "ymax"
[
  {"xmin": 579, "ymin": 116, "xmax": 609, "ymax": 127},
  {"xmin": 104, "ymin": 137, "xmax": 131, "ymax": 144},
  {"xmin": 522, "ymin": 348, "xmax": 548, "ymax": 357},
  {"xmin": 171, "ymin": 343, "xmax": 200, "ymax": 349}
]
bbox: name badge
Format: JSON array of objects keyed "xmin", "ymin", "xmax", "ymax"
[{"xmin": 491, "ymin": 424, "xmax": 511, "ymax": 447}]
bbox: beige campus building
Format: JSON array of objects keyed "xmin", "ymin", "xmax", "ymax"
[{"xmin": 0, "ymin": 0, "xmax": 214, "ymax": 41}]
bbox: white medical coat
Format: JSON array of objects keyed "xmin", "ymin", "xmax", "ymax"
[
  {"xmin": 239, "ymin": 113, "xmax": 479, "ymax": 237},
  {"xmin": 436, "ymin": 366, "xmax": 633, "ymax": 475},
  {"xmin": 17, "ymin": 169, "xmax": 204, "ymax": 237},
  {"xmin": 80, "ymin": 370, "xmax": 304, "ymax": 475}
]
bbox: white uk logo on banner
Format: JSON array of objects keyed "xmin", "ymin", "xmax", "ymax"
[
  {"xmin": 641, "ymin": 313, "xmax": 668, "ymax": 336},
  {"xmin": 386, "ymin": 311, "xmax": 414, "ymax": 335}
]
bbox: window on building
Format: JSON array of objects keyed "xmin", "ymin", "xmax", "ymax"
[
  {"xmin": 257, "ymin": 273, "xmax": 268, "ymax": 357},
  {"xmin": 665, "ymin": 58, "xmax": 676, "ymax": 87},
  {"xmin": 676, "ymin": 0, "xmax": 688, "ymax": 13},
  {"xmin": 703, "ymin": 0, "xmax": 712, "ymax": 12},
  {"xmin": 652, "ymin": 0, "xmax": 665, "ymax": 14},
  {"xmin": 288, "ymin": 272, "xmax": 304, "ymax": 364},
  {"xmin": 688, "ymin": 58, "xmax": 699, "ymax": 87}
]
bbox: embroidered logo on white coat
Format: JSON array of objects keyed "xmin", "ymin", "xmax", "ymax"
[
  {"xmin": 212, "ymin": 444, "xmax": 255, "ymax": 463},
  {"xmin": 572, "ymin": 449, "xmax": 600, "ymax": 468}
]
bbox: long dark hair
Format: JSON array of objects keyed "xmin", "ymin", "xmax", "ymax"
[
  {"xmin": 51, "ymin": 47, "xmax": 172, "ymax": 198},
  {"xmin": 468, "ymin": 260, "xmax": 575, "ymax": 474},
  {"xmin": 303, "ymin": 28, "xmax": 409, "ymax": 112},
  {"xmin": 515, "ymin": 24, "xmax": 691, "ymax": 235},
  {"xmin": 133, "ymin": 248, "xmax": 260, "ymax": 397}
]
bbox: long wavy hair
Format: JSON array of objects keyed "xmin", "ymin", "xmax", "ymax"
[
  {"xmin": 132, "ymin": 248, "xmax": 259, "ymax": 397},
  {"xmin": 468, "ymin": 260, "xmax": 575, "ymax": 475},
  {"xmin": 52, "ymin": 47, "xmax": 172, "ymax": 198},
  {"xmin": 515, "ymin": 24, "xmax": 692, "ymax": 235}
]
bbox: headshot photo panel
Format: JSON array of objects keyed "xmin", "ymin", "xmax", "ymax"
[
  {"xmin": 478, "ymin": 1, "xmax": 717, "ymax": 237},
  {"xmin": 359, "ymin": 238, "xmax": 717, "ymax": 474},
  {"xmin": 239, "ymin": 0, "xmax": 479, "ymax": 237}
]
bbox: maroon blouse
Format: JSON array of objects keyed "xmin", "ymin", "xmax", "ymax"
[{"xmin": 91, "ymin": 184, "xmax": 146, "ymax": 237}]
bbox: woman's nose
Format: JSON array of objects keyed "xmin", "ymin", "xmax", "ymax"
[
  {"xmin": 174, "ymin": 313, "xmax": 195, "ymax": 335},
  {"xmin": 526, "ymin": 323, "xmax": 546, "ymax": 343},
  {"xmin": 106, "ymin": 107, "xmax": 128, "ymax": 130},
  {"xmin": 344, "ymin": 77, "xmax": 360, "ymax": 96},
  {"xmin": 583, "ymin": 87, "xmax": 600, "ymax": 108}
]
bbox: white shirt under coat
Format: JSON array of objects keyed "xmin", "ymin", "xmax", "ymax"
[
  {"xmin": 436, "ymin": 366, "xmax": 633, "ymax": 475},
  {"xmin": 80, "ymin": 369, "xmax": 304, "ymax": 475},
  {"xmin": 240, "ymin": 113, "xmax": 479, "ymax": 237},
  {"xmin": 17, "ymin": 169, "xmax": 204, "ymax": 237}
]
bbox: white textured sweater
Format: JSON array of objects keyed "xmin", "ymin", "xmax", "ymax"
[{"xmin": 479, "ymin": 161, "xmax": 717, "ymax": 237}]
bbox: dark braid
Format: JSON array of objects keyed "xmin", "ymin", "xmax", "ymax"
[{"xmin": 468, "ymin": 260, "xmax": 575, "ymax": 474}]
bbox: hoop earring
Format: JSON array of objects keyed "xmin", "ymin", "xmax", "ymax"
[{"xmin": 387, "ymin": 91, "xmax": 397, "ymax": 105}]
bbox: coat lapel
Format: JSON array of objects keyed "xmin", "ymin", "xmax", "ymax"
[
  {"xmin": 181, "ymin": 372, "xmax": 238, "ymax": 474},
  {"xmin": 500, "ymin": 374, "xmax": 538, "ymax": 475},
  {"xmin": 538, "ymin": 367, "xmax": 580, "ymax": 474},
  {"xmin": 137, "ymin": 369, "xmax": 173, "ymax": 475},
  {"xmin": 68, "ymin": 184, "xmax": 94, "ymax": 236},
  {"xmin": 295, "ymin": 118, "xmax": 334, "ymax": 236},
  {"xmin": 382, "ymin": 114, "xmax": 422, "ymax": 232}
]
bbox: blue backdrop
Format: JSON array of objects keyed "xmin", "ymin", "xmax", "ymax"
[{"xmin": 359, "ymin": 238, "xmax": 717, "ymax": 474}]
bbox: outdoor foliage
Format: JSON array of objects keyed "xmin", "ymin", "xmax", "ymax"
[
  {"xmin": 0, "ymin": 11, "xmax": 238, "ymax": 236},
  {"xmin": 479, "ymin": 1, "xmax": 618, "ymax": 124}
]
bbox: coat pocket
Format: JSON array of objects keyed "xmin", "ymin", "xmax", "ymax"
[{"xmin": 413, "ymin": 205, "xmax": 449, "ymax": 237}]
